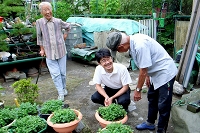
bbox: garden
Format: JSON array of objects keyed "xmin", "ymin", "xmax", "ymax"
[{"xmin": 0, "ymin": 0, "xmax": 193, "ymax": 132}]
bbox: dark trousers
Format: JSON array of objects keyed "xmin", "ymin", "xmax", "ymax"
[
  {"xmin": 147, "ymin": 77, "xmax": 175, "ymax": 133},
  {"xmin": 91, "ymin": 86, "xmax": 131, "ymax": 110}
]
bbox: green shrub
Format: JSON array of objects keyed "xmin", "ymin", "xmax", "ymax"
[{"xmin": 12, "ymin": 78, "xmax": 39, "ymax": 104}]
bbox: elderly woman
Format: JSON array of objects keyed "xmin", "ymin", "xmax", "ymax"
[{"xmin": 36, "ymin": 2, "xmax": 71, "ymax": 101}]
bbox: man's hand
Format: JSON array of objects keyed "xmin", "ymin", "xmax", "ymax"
[
  {"xmin": 134, "ymin": 90, "xmax": 142, "ymax": 101},
  {"xmin": 104, "ymin": 97, "xmax": 113, "ymax": 106}
]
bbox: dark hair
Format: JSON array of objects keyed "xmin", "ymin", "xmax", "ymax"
[{"xmin": 95, "ymin": 48, "xmax": 111, "ymax": 63}]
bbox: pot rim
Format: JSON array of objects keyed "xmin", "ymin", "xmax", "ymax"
[{"xmin": 95, "ymin": 111, "xmax": 128, "ymax": 125}]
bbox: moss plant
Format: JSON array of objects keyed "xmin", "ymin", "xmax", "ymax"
[{"xmin": 97, "ymin": 103, "xmax": 127, "ymax": 121}]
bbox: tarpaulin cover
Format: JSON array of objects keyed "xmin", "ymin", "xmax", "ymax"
[{"xmin": 66, "ymin": 17, "xmax": 146, "ymax": 61}]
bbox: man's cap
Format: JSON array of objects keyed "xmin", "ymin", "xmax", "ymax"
[{"xmin": 106, "ymin": 32, "xmax": 122, "ymax": 51}]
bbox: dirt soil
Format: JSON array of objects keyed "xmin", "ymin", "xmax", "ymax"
[{"xmin": 0, "ymin": 59, "xmax": 180, "ymax": 133}]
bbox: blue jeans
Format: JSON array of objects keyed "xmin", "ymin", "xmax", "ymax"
[
  {"xmin": 147, "ymin": 77, "xmax": 175, "ymax": 133},
  {"xmin": 91, "ymin": 86, "xmax": 131, "ymax": 110},
  {"xmin": 46, "ymin": 55, "xmax": 67, "ymax": 95}
]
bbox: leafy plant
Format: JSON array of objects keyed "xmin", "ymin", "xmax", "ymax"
[
  {"xmin": 89, "ymin": 0, "xmax": 121, "ymax": 15},
  {"xmin": 97, "ymin": 122, "xmax": 133, "ymax": 133},
  {"xmin": 12, "ymin": 78, "xmax": 40, "ymax": 104},
  {"xmin": 0, "ymin": 0, "xmax": 25, "ymax": 19},
  {"xmin": 50, "ymin": 108, "xmax": 77, "ymax": 124},
  {"xmin": 10, "ymin": 115, "xmax": 47, "ymax": 133},
  {"xmin": 0, "ymin": 108, "xmax": 16, "ymax": 128},
  {"xmin": 14, "ymin": 102, "xmax": 38, "ymax": 118},
  {"xmin": 97, "ymin": 103, "xmax": 127, "ymax": 121},
  {"xmin": 0, "ymin": 23, "xmax": 9, "ymax": 51},
  {"xmin": 40, "ymin": 99, "xmax": 63, "ymax": 114},
  {"xmin": 0, "ymin": 127, "xmax": 7, "ymax": 133},
  {"xmin": 53, "ymin": 0, "xmax": 72, "ymax": 21}
]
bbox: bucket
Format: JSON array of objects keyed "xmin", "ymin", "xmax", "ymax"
[
  {"xmin": 65, "ymin": 24, "xmax": 83, "ymax": 59},
  {"xmin": 131, "ymin": 59, "xmax": 138, "ymax": 70}
]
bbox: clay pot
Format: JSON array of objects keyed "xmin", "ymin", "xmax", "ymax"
[
  {"xmin": 95, "ymin": 111, "xmax": 128, "ymax": 128},
  {"xmin": 47, "ymin": 109, "xmax": 82, "ymax": 133}
]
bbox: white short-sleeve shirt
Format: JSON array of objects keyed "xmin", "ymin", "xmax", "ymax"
[
  {"xmin": 129, "ymin": 34, "xmax": 177, "ymax": 89},
  {"xmin": 93, "ymin": 63, "xmax": 132, "ymax": 89}
]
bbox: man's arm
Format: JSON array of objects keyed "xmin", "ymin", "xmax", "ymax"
[{"xmin": 134, "ymin": 68, "xmax": 148, "ymax": 101}]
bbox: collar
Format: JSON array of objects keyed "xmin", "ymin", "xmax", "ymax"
[{"xmin": 43, "ymin": 17, "xmax": 54, "ymax": 24}]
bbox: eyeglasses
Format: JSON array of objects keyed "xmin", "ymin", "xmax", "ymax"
[{"xmin": 100, "ymin": 57, "xmax": 112, "ymax": 64}]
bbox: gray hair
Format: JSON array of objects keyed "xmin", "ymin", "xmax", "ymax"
[{"xmin": 39, "ymin": 2, "xmax": 52, "ymax": 12}]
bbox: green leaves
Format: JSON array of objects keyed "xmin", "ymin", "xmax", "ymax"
[
  {"xmin": 14, "ymin": 102, "xmax": 38, "ymax": 118},
  {"xmin": 11, "ymin": 115, "xmax": 46, "ymax": 133},
  {"xmin": 0, "ymin": 108, "xmax": 16, "ymax": 128},
  {"xmin": 98, "ymin": 123, "xmax": 133, "ymax": 133},
  {"xmin": 97, "ymin": 103, "xmax": 127, "ymax": 121},
  {"xmin": 12, "ymin": 78, "xmax": 40, "ymax": 104},
  {"xmin": 40, "ymin": 99, "xmax": 63, "ymax": 114},
  {"xmin": 50, "ymin": 108, "xmax": 77, "ymax": 124}
]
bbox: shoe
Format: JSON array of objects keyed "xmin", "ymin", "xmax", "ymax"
[
  {"xmin": 64, "ymin": 89, "xmax": 68, "ymax": 96},
  {"xmin": 58, "ymin": 95, "xmax": 64, "ymax": 101},
  {"xmin": 136, "ymin": 122, "xmax": 155, "ymax": 130}
]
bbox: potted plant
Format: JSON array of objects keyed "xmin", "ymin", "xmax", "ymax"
[
  {"xmin": 14, "ymin": 102, "xmax": 38, "ymax": 118},
  {"xmin": 47, "ymin": 108, "xmax": 82, "ymax": 133},
  {"xmin": 12, "ymin": 78, "xmax": 40, "ymax": 104},
  {"xmin": 97, "ymin": 122, "xmax": 134, "ymax": 133},
  {"xmin": 38, "ymin": 99, "xmax": 63, "ymax": 120},
  {"xmin": 0, "ymin": 108, "xmax": 16, "ymax": 128},
  {"xmin": 95, "ymin": 103, "xmax": 128, "ymax": 128},
  {"xmin": 8, "ymin": 115, "xmax": 47, "ymax": 133}
]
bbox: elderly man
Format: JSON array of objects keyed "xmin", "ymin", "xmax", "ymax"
[
  {"xmin": 36, "ymin": 2, "xmax": 71, "ymax": 101},
  {"xmin": 106, "ymin": 32, "xmax": 177, "ymax": 133}
]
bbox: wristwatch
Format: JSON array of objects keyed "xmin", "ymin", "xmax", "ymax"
[{"xmin": 136, "ymin": 88, "xmax": 142, "ymax": 92}]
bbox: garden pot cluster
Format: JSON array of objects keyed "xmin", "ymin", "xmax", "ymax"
[{"xmin": 1, "ymin": 95, "xmax": 133, "ymax": 133}]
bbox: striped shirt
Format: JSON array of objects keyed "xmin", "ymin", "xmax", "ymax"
[{"xmin": 36, "ymin": 17, "xmax": 71, "ymax": 60}]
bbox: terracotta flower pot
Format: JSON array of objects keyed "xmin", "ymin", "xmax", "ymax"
[
  {"xmin": 95, "ymin": 111, "xmax": 128, "ymax": 128},
  {"xmin": 47, "ymin": 109, "xmax": 82, "ymax": 133}
]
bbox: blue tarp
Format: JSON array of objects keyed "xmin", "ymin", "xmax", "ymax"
[{"xmin": 66, "ymin": 17, "xmax": 146, "ymax": 46}]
